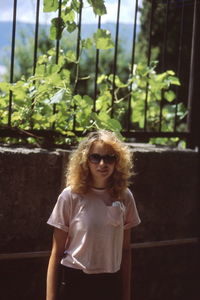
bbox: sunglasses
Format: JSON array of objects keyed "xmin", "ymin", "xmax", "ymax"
[{"xmin": 88, "ymin": 153, "xmax": 117, "ymax": 164}]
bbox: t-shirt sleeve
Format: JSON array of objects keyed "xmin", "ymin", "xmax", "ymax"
[
  {"xmin": 124, "ymin": 189, "xmax": 141, "ymax": 230},
  {"xmin": 47, "ymin": 188, "xmax": 71, "ymax": 232}
]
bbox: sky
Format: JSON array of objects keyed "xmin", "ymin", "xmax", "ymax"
[{"xmin": 1, "ymin": 0, "xmax": 142, "ymax": 24}]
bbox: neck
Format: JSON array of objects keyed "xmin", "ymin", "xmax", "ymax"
[
  {"xmin": 91, "ymin": 179, "xmax": 108, "ymax": 189},
  {"xmin": 91, "ymin": 183, "xmax": 107, "ymax": 190},
  {"xmin": 91, "ymin": 186, "xmax": 107, "ymax": 190}
]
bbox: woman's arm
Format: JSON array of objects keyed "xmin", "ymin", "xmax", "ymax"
[
  {"xmin": 46, "ymin": 228, "xmax": 68, "ymax": 300},
  {"xmin": 121, "ymin": 229, "xmax": 132, "ymax": 300}
]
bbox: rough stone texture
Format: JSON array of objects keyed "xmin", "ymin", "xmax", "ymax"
[
  {"xmin": 0, "ymin": 145, "xmax": 199, "ymax": 300},
  {"xmin": 130, "ymin": 146, "xmax": 200, "ymax": 243},
  {"xmin": 0, "ymin": 147, "xmax": 69, "ymax": 252}
]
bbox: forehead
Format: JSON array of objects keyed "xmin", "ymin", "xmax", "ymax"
[{"xmin": 89, "ymin": 141, "xmax": 114, "ymax": 154}]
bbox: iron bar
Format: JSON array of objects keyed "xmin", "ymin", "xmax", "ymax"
[
  {"xmin": 187, "ymin": 0, "xmax": 200, "ymax": 148},
  {"xmin": 161, "ymin": 0, "xmax": 170, "ymax": 71},
  {"xmin": 55, "ymin": 0, "xmax": 62, "ymax": 64},
  {"xmin": 144, "ymin": 0, "xmax": 155, "ymax": 131},
  {"xmin": 8, "ymin": 0, "xmax": 18, "ymax": 126},
  {"xmin": 33, "ymin": 0, "xmax": 40, "ymax": 75},
  {"xmin": 30, "ymin": 0, "xmax": 41, "ymax": 130},
  {"xmin": 73, "ymin": 0, "xmax": 83, "ymax": 131},
  {"xmin": 0, "ymin": 127, "xmax": 189, "ymax": 140},
  {"xmin": 111, "ymin": 0, "xmax": 121, "ymax": 118},
  {"xmin": 75, "ymin": 0, "xmax": 83, "ymax": 76},
  {"xmin": 174, "ymin": 0, "xmax": 185, "ymax": 132},
  {"xmin": 130, "ymin": 0, "xmax": 139, "ymax": 69},
  {"xmin": 52, "ymin": 0, "xmax": 63, "ymax": 132},
  {"xmin": 127, "ymin": 0, "xmax": 139, "ymax": 132},
  {"xmin": 159, "ymin": 0, "xmax": 170, "ymax": 132},
  {"xmin": 93, "ymin": 16, "xmax": 101, "ymax": 112},
  {"xmin": 187, "ymin": 0, "xmax": 197, "ymax": 131}
]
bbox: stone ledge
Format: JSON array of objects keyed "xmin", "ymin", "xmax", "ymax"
[{"xmin": 0, "ymin": 144, "xmax": 197, "ymax": 154}]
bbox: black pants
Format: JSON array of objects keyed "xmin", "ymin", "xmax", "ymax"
[{"xmin": 58, "ymin": 265, "xmax": 122, "ymax": 300}]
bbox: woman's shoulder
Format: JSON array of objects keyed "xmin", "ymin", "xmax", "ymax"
[
  {"xmin": 59, "ymin": 186, "xmax": 72, "ymax": 197},
  {"xmin": 123, "ymin": 187, "xmax": 133, "ymax": 198},
  {"xmin": 60, "ymin": 186, "xmax": 82, "ymax": 201},
  {"xmin": 121, "ymin": 187, "xmax": 135, "ymax": 204}
]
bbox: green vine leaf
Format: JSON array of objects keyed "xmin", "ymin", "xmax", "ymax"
[
  {"xmin": 95, "ymin": 112, "xmax": 122, "ymax": 132},
  {"xmin": 71, "ymin": 0, "xmax": 80, "ymax": 12},
  {"xmin": 108, "ymin": 74, "xmax": 127, "ymax": 88},
  {"xmin": 66, "ymin": 50, "xmax": 77, "ymax": 62},
  {"xmin": 32, "ymin": 113, "xmax": 43, "ymax": 121},
  {"xmin": 83, "ymin": 95, "xmax": 93, "ymax": 105},
  {"xmin": 87, "ymin": 0, "xmax": 107, "ymax": 16},
  {"xmin": 62, "ymin": 7, "xmax": 76, "ymax": 23},
  {"xmin": 93, "ymin": 29, "xmax": 114, "ymax": 50},
  {"xmin": 167, "ymin": 76, "xmax": 181, "ymax": 86},
  {"xmin": 43, "ymin": 0, "xmax": 59, "ymax": 12},
  {"xmin": 106, "ymin": 118, "xmax": 122, "ymax": 131},
  {"xmin": 164, "ymin": 90, "xmax": 176, "ymax": 102},
  {"xmin": 50, "ymin": 17, "xmax": 65, "ymax": 40},
  {"xmin": 82, "ymin": 38, "xmax": 93, "ymax": 49},
  {"xmin": 66, "ymin": 22, "xmax": 77, "ymax": 33},
  {"xmin": 97, "ymin": 111, "xmax": 110, "ymax": 122},
  {"xmin": 0, "ymin": 82, "xmax": 10, "ymax": 92}
]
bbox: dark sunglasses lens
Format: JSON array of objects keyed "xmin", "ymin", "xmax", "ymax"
[
  {"xmin": 89, "ymin": 154, "xmax": 101, "ymax": 163},
  {"xmin": 104, "ymin": 155, "xmax": 116, "ymax": 164},
  {"xmin": 89, "ymin": 154, "xmax": 117, "ymax": 164}
]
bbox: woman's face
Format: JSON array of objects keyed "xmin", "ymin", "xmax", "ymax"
[{"xmin": 88, "ymin": 141, "xmax": 117, "ymax": 188}]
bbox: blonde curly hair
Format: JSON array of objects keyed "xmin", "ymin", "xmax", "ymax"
[{"xmin": 66, "ymin": 130, "xmax": 133, "ymax": 199}]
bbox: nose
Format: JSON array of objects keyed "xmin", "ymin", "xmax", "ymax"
[{"xmin": 99, "ymin": 158, "xmax": 105, "ymax": 165}]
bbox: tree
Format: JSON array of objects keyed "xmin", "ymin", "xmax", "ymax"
[{"xmin": 2, "ymin": 28, "xmax": 55, "ymax": 82}]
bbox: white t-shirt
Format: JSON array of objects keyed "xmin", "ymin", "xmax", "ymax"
[{"xmin": 47, "ymin": 186, "xmax": 141, "ymax": 274}]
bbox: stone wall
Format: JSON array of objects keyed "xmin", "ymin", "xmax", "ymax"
[
  {"xmin": 0, "ymin": 147, "xmax": 68, "ymax": 253},
  {"xmin": 0, "ymin": 145, "xmax": 199, "ymax": 300},
  {"xmin": 130, "ymin": 145, "xmax": 200, "ymax": 300},
  {"xmin": 132, "ymin": 146, "xmax": 200, "ymax": 242}
]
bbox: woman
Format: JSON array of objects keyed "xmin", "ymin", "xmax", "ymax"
[{"xmin": 46, "ymin": 130, "xmax": 141, "ymax": 300}]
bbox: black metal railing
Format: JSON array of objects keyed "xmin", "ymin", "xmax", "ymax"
[{"xmin": 0, "ymin": 0, "xmax": 199, "ymax": 148}]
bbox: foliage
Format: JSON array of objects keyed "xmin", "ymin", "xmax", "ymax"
[
  {"xmin": 137, "ymin": 0, "xmax": 193, "ymax": 107},
  {"xmin": 96, "ymin": 61, "xmax": 185, "ymax": 132},
  {"xmin": 0, "ymin": 0, "xmax": 187, "ymax": 147},
  {"xmin": 0, "ymin": 54, "xmax": 183, "ymax": 145}
]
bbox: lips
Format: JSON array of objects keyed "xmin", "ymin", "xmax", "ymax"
[{"xmin": 97, "ymin": 168, "xmax": 108, "ymax": 174}]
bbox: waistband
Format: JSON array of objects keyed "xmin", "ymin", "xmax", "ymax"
[{"xmin": 60, "ymin": 264, "xmax": 121, "ymax": 279}]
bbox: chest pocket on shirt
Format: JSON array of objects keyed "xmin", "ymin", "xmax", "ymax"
[{"xmin": 107, "ymin": 202, "xmax": 125, "ymax": 227}]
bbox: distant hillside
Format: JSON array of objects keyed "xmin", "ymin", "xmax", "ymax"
[{"xmin": 0, "ymin": 21, "xmax": 140, "ymax": 63}]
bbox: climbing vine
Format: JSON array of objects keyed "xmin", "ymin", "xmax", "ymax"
[{"xmin": 0, "ymin": 0, "xmax": 185, "ymax": 146}]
